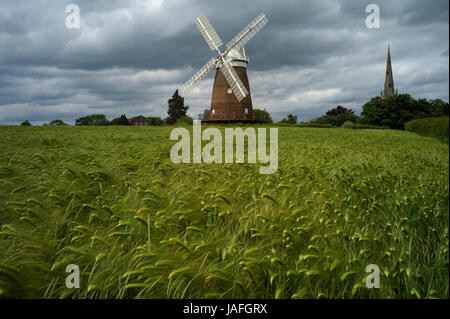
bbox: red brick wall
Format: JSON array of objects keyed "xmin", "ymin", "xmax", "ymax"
[{"xmin": 210, "ymin": 67, "xmax": 254, "ymax": 120}]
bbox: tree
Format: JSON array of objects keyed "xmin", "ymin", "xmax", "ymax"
[
  {"xmin": 148, "ymin": 117, "xmax": 164, "ymax": 126},
  {"xmin": 359, "ymin": 94, "xmax": 441, "ymax": 129},
  {"xmin": 75, "ymin": 114, "xmax": 110, "ymax": 126},
  {"xmin": 167, "ymin": 90, "xmax": 189, "ymax": 124},
  {"xmin": 175, "ymin": 115, "xmax": 193, "ymax": 125},
  {"xmin": 110, "ymin": 114, "xmax": 129, "ymax": 125},
  {"xmin": 315, "ymin": 112, "xmax": 358, "ymax": 126},
  {"xmin": 253, "ymin": 109, "xmax": 273, "ymax": 123},
  {"xmin": 280, "ymin": 114, "xmax": 297, "ymax": 124},
  {"xmin": 429, "ymin": 99, "xmax": 449, "ymax": 117},
  {"xmin": 359, "ymin": 96, "xmax": 383, "ymax": 126},
  {"xmin": 198, "ymin": 109, "xmax": 210, "ymax": 121},
  {"xmin": 47, "ymin": 119, "xmax": 68, "ymax": 126},
  {"xmin": 326, "ymin": 106, "xmax": 354, "ymax": 117},
  {"xmin": 20, "ymin": 120, "xmax": 31, "ymax": 126},
  {"xmin": 314, "ymin": 106, "xmax": 358, "ymax": 126}
]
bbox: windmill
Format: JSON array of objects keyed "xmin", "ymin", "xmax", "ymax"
[{"xmin": 181, "ymin": 13, "xmax": 268, "ymax": 122}]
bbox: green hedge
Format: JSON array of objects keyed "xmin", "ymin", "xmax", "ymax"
[
  {"xmin": 296, "ymin": 123, "xmax": 333, "ymax": 128},
  {"xmin": 341, "ymin": 121, "xmax": 390, "ymax": 130},
  {"xmin": 405, "ymin": 116, "xmax": 449, "ymax": 143}
]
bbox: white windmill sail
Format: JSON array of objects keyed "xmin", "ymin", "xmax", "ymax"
[
  {"xmin": 225, "ymin": 13, "xmax": 268, "ymax": 55},
  {"xmin": 195, "ymin": 15, "xmax": 223, "ymax": 51},
  {"xmin": 181, "ymin": 57, "xmax": 217, "ymax": 94},
  {"xmin": 219, "ymin": 60, "xmax": 249, "ymax": 102}
]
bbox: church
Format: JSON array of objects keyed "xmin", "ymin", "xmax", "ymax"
[{"xmin": 381, "ymin": 45, "xmax": 398, "ymax": 99}]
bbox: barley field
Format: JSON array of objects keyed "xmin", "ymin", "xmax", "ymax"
[{"xmin": 0, "ymin": 125, "xmax": 448, "ymax": 299}]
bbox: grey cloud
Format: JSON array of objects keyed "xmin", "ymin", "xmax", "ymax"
[{"xmin": 0, "ymin": 0, "xmax": 448, "ymax": 125}]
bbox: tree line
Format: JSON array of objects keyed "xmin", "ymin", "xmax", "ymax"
[
  {"xmin": 272, "ymin": 95, "xmax": 448, "ymax": 129},
  {"xmin": 197, "ymin": 94, "xmax": 448, "ymax": 129},
  {"xmin": 20, "ymin": 90, "xmax": 448, "ymax": 129}
]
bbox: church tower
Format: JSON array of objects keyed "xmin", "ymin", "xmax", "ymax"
[{"xmin": 381, "ymin": 45, "xmax": 397, "ymax": 99}]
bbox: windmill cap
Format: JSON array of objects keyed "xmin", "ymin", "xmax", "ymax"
[{"xmin": 219, "ymin": 48, "xmax": 249, "ymax": 68}]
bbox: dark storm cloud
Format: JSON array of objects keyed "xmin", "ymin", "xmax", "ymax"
[{"xmin": 0, "ymin": 0, "xmax": 448, "ymax": 124}]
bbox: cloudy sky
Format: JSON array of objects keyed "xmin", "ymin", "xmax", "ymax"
[{"xmin": 0, "ymin": 0, "xmax": 448, "ymax": 124}]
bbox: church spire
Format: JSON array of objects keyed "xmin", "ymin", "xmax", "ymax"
[{"xmin": 382, "ymin": 44, "xmax": 396, "ymax": 99}]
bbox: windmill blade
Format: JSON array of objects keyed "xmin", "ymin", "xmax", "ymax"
[
  {"xmin": 219, "ymin": 60, "xmax": 248, "ymax": 102},
  {"xmin": 195, "ymin": 15, "xmax": 223, "ymax": 51},
  {"xmin": 225, "ymin": 13, "xmax": 268, "ymax": 54},
  {"xmin": 181, "ymin": 57, "xmax": 218, "ymax": 94}
]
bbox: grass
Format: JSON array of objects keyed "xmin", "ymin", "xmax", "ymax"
[{"xmin": 0, "ymin": 125, "xmax": 448, "ymax": 299}]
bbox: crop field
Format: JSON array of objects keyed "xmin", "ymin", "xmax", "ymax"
[{"xmin": 0, "ymin": 125, "xmax": 448, "ymax": 299}]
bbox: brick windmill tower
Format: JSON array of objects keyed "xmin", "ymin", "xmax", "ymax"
[
  {"xmin": 181, "ymin": 13, "xmax": 268, "ymax": 122},
  {"xmin": 210, "ymin": 47, "xmax": 253, "ymax": 121}
]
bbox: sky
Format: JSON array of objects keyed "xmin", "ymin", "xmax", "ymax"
[{"xmin": 0, "ymin": 0, "xmax": 448, "ymax": 125}]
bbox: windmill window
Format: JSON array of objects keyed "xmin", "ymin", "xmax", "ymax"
[
  {"xmin": 227, "ymin": 88, "xmax": 232, "ymax": 94},
  {"xmin": 245, "ymin": 108, "xmax": 249, "ymax": 114},
  {"xmin": 389, "ymin": 84, "xmax": 392, "ymax": 88},
  {"xmin": 212, "ymin": 109, "xmax": 215, "ymax": 115}
]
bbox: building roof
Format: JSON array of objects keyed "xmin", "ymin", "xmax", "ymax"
[{"xmin": 129, "ymin": 115, "xmax": 148, "ymax": 121}]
